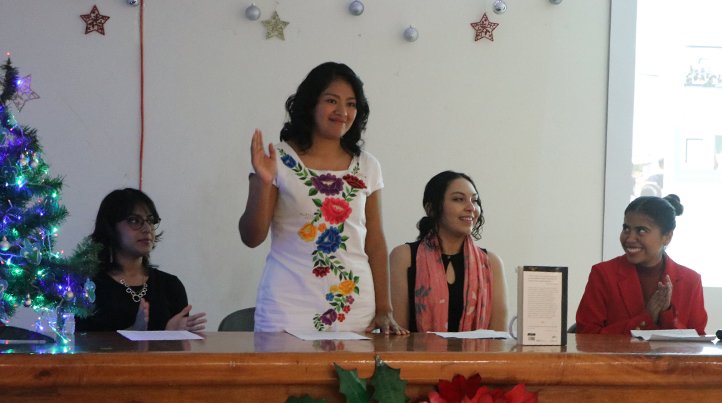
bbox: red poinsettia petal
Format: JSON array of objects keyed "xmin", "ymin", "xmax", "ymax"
[
  {"xmin": 489, "ymin": 388, "xmax": 506, "ymax": 403},
  {"xmin": 462, "ymin": 374, "xmax": 483, "ymax": 397},
  {"xmin": 438, "ymin": 379, "xmax": 462, "ymax": 403},
  {"xmin": 429, "ymin": 391, "xmax": 449, "ymax": 403},
  {"xmin": 479, "ymin": 395, "xmax": 494, "ymax": 403},
  {"xmin": 466, "ymin": 386, "xmax": 494, "ymax": 403},
  {"xmin": 503, "ymin": 383, "xmax": 527, "ymax": 403},
  {"xmin": 452, "ymin": 375, "xmax": 468, "ymax": 389},
  {"xmin": 520, "ymin": 392, "xmax": 538, "ymax": 403}
]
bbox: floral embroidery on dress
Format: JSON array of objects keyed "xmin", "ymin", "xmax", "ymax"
[{"xmin": 278, "ymin": 148, "xmax": 364, "ymax": 331}]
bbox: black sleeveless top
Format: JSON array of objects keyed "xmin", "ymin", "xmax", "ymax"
[{"xmin": 406, "ymin": 240, "xmax": 487, "ymax": 332}]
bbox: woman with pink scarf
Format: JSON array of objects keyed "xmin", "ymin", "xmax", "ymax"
[{"xmin": 390, "ymin": 171, "xmax": 508, "ymax": 332}]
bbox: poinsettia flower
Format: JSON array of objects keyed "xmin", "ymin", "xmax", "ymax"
[
  {"xmin": 503, "ymin": 383, "xmax": 537, "ymax": 403},
  {"xmin": 438, "ymin": 374, "xmax": 483, "ymax": 403}
]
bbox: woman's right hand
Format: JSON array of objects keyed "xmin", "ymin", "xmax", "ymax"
[
  {"xmin": 251, "ymin": 129, "xmax": 276, "ymax": 185},
  {"xmin": 130, "ymin": 298, "xmax": 149, "ymax": 331},
  {"xmin": 645, "ymin": 275, "xmax": 672, "ymax": 324}
]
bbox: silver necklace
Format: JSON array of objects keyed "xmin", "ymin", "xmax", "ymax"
[{"xmin": 119, "ymin": 279, "xmax": 148, "ymax": 302}]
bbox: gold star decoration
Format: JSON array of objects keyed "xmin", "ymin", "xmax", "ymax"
[
  {"xmin": 262, "ymin": 11, "xmax": 289, "ymax": 40},
  {"xmin": 470, "ymin": 13, "xmax": 499, "ymax": 42},
  {"xmin": 12, "ymin": 75, "xmax": 40, "ymax": 112},
  {"xmin": 80, "ymin": 5, "xmax": 110, "ymax": 35}
]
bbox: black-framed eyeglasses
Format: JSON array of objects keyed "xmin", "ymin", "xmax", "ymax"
[{"xmin": 125, "ymin": 215, "xmax": 160, "ymax": 230}]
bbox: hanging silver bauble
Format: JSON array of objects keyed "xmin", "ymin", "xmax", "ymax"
[
  {"xmin": 403, "ymin": 26, "xmax": 419, "ymax": 42},
  {"xmin": 64, "ymin": 290, "xmax": 74, "ymax": 301},
  {"xmin": 0, "ymin": 237, "xmax": 10, "ymax": 251},
  {"xmin": 493, "ymin": 0, "xmax": 507, "ymax": 14},
  {"xmin": 245, "ymin": 3, "xmax": 261, "ymax": 21},
  {"xmin": 349, "ymin": 1, "xmax": 364, "ymax": 16},
  {"xmin": 127, "ymin": 0, "xmax": 140, "ymax": 6},
  {"xmin": 549, "ymin": 0, "xmax": 562, "ymax": 4}
]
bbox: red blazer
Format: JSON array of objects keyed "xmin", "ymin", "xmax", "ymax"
[{"xmin": 576, "ymin": 255, "xmax": 707, "ymax": 335}]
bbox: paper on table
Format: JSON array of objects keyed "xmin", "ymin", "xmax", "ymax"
[
  {"xmin": 117, "ymin": 330, "xmax": 204, "ymax": 341},
  {"xmin": 430, "ymin": 329, "xmax": 510, "ymax": 339},
  {"xmin": 631, "ymin": 329, "xmax": 715, "ymax": 342},
  {"xmin": 285, "ymin": 330, "xmax": 370, "ymax": 341}
]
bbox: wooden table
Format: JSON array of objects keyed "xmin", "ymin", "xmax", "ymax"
[{"xmin": 1, "ymin": 332, "xmax": 721, "ymax": 402}]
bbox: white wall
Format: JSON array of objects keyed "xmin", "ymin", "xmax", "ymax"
[{"xmin": 1, "ymin": 0, "xmax": 650, "ymax": 333}]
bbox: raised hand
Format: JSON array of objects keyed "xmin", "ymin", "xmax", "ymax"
[
  {"xmin": 251, "ymin": 129, "xmax": 277, "ymax": 185},
  {"xmin": 165, "ymin": 305, "xmax": 207, "ymax": 332},
  {"xmin": 130, "ymin": 297, "xmax": 149, "ymax": 331}
]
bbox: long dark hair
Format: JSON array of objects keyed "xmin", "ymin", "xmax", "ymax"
[
  {"xmin": 280, "ymin": 62, "xmax": 369, "ymax": 157},
  {"xmin": 91, "ymin": 188, "xmax": 162, "ymax": 273},
  {"xmin": 624, "ymin": 194, "xmax": 683, "ymax": 235},
  {"xmin": 417, "ymin": 171, "xmax": 484, "ymax": 248}
]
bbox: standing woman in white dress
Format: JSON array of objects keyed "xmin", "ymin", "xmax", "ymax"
[{"xmin": 239, "ymin": 62, "xmax": 407, "ymax": 334}]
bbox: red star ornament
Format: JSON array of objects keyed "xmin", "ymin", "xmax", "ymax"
[
  {"xmin": 81, "ymin": 5, "xmax": 110, "ymax": 35},
  {"xmin": 470, "ymin": 13, "xmax": 499, "ymax": 42},
  {"xmin": 12, "ymin": 75, "xmax": 40, "ymax": 112}
]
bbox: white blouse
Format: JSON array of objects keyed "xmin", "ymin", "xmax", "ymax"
[{"xmin": 253, "ymin": 142, "xmax": 382, "ymax": 332}]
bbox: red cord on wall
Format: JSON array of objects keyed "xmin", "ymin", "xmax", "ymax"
[{"xmin": 139, "ymin": 0, "xmax": 145, "ymax": 190}]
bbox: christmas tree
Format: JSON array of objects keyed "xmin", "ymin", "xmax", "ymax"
[{"xmin": 0, "ymin": 59, "xmax": 99, "ymax": 336}]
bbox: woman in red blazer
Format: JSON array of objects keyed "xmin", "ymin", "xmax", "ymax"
[{"xmin": 576, "ymin": 195, "xmax": 707, "ymax": 335}]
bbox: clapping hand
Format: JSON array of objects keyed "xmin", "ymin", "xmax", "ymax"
[
  {"xmin": 646, "ymin": 274, "xmax": 673, "ymax": 324},
  {"xmin": 130, "ymin": 297, "xmax": 149, "ymax": 331},
  {"xmin": 166, "ymin": 305, "xmax": 207, "ymax": 332},
  {"xmin": 251, "ymin": 129, "xmax": 276, "ymax": 185}
]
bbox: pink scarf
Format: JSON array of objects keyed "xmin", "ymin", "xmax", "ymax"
[{"xmin": 414, "ymin": 236, "xmax": 492, "ymax": 332}]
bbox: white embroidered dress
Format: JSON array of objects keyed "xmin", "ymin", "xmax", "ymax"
[{"xmin": 253, "ymin": 142, "xmax": 381, "ymax": 332}]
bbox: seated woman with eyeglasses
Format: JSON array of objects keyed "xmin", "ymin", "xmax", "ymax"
[{"xmin": 76, "ymin": 188, "xmax": 206, "ymax": 332}]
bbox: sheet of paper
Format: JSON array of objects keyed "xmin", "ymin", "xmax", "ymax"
[
  {"xmin": 430, "ymin": 330, "xmax": 510, "ymax": 339},
  {"xmin": 631, "ymin": 329, "xmax": 715, "ymax": 342},
  {"xmin": 117, "ymin": 330, "xmax": 204, "ymax": 341},
  {"xmin": 285, "ymin": 330, "xmax": 370, "ymax": 340}
]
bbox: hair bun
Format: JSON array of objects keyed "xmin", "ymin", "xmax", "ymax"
[{"xmin": 664, "ymin": 194, "xmax": 683, "ymax": 216}]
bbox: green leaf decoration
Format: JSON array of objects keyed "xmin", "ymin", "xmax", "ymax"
[
  {"xmin": 334, "ymin": 363, "xmax": 371, "ymax": 403},
  {"xmin": 370, "ymin": 355, "xmax": 409, "ymax": 403},
  {"xmin": 309, "ymin": 188, "xmax": 318, "ymax": 196},
  {"xmin": 341, "ymin": 236, "xmax": 349, "ymax": 242},
  {"xmin": 284, "ymin": 395, "xmax": 326, "ymax": 403},
  {"xmin": 304, "ymin": 180, "xmax": 313, "ymax": 186},
  {"xmin": 313, "ymin": 199, "xmax": 323, "ymax": 207},
  {"xmin": 338, "ymin": 223, "xmax": 345, "ymax": 233},
  {"xmin": 354, "ymin": 286, "xmax": 360, "ymax": 294},
  {"xmin": 340, "ymin": 243, "xmax": 347, "ymax": 251},
  {"xmin": 354, "ymin": 276, "xmax": 360, "ymax": 283},
  {"xmin": 310, "ymin": 170, "xmax": 318, "ymax": 177}
]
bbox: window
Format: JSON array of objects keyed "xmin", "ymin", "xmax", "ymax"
[{"xmin": 605, "ymin": 0, "xmax": 722, "ymax": 286}]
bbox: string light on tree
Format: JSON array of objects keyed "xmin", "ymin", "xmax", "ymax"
[{"xmin": 0, "ymin": 58, "xmax": 101, "ymax": 339}]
